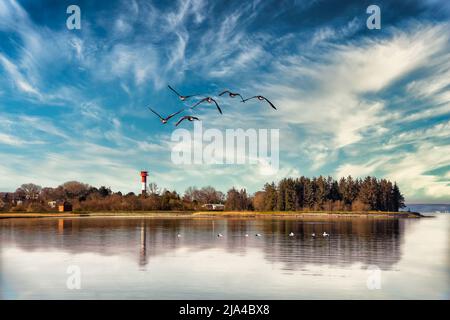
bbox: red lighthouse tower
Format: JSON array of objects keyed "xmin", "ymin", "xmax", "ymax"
[{"xmin": 140, "ymin": 171, "xmax": 148, "ymax": 195}]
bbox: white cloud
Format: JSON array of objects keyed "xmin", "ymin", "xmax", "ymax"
[
  {"xmin": 254, "ymin": 23, "xmax": 449, "ymax": 154},
  {"xmin": 400, "ymin": 103, "xmax": 450, "ymax": 123},
  {"xmin": 18, "ymin": 115, "xmax": 69, "ymax": 139},
  {"xmin": 0, "ymin": 1, "xmax": 448, "ymax": 202},
  {"xmin": 385, "ymin": 144, "xmax": 450, "ymax": 200},
  {"xmin": 0, "ymin": 133, "xmax": 27, "ymax": 146},
  {"xmin": 336, "ymin": 143, "xmax": 450, "ymax": 200},
  {"xmin": 0, "ymin": 54, "xmax": 41, "ymax": 97},
  {"xmin": 310, "ymin": 17, "xmax": 361, "ymax": 46},
  {"xmin": 389, "ymin": 120, "xmax": 450, "ymax": 145},
  {"xmin": 101, "ymin": 44, "xmax": 158, "ymax": 86}
]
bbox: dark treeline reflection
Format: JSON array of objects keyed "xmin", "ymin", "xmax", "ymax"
[{"xmin": 0, "ymin": 217, "xmax": 406, "ymax": 270}]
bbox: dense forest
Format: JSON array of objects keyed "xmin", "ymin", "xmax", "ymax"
[{"xmin": 0, "ymin": 176, "xmax": 405, "ymax": 212}]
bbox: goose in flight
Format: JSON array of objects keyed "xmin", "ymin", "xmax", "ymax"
[
  {"xmin": 191, "ymin": 97, "xmax": 222, "ymax": 114},
  {"xmin": 242, "ymin": 95, "xmax": 277, "ymax": 110},
  {"xmin": 168, "ymin": 85, "xmax": 199, "ymax": 101},
  {"xmin": 148, "ymin": 107, "xmax": 184, "ymax": 124},
  {"xmin": 175, "ymin": 115, "xmax": 200, "ymax": 127},
  {"xmin": 219, "ymin": 90, "xmax": 245, "ymax": 102}
]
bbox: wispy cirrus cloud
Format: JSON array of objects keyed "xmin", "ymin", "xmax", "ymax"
[
  {"xmin": 0, "ymin": 0, "xmax": 449, "ymax": 203},
  {"xmin": 0, "ymin": 54, "xmax": 41, "ymax": 97}
]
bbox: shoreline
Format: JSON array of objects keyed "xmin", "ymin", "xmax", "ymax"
[{"xmin": 0, "ymin": 210, "xmax": 424, "ymax": 219}]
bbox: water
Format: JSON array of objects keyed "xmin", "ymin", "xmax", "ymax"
[
  {"xmin": 0, "ymin": 215, "xmax": 448, "ymax": 299},
  {"xmin": 404, "ymin": 204, "xmax": 450, "ymax": 214}
]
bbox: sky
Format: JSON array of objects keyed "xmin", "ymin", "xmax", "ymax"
[{"xmin": 0, "ymin": 0, "xmax": 449, "ymax": 203}]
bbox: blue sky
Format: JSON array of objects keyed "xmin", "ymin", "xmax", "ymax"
[{"xmin": 0, "ymin": 0, "xmax": 449, "ymax": 203}]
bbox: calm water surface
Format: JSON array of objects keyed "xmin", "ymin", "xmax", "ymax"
[{"xmin": 0, "ymin": 215, "xmax": 448, "ymax": 299}]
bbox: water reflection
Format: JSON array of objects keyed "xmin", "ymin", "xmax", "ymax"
[
  {"xmin": 139, "ymin": 221, "xmax": 147, "ymax": 268},
  {"xmin": 0, "ymin": 217, "xmax": 405, "ymax": 270},
  {"xmin": 0, "ymin": 216, "xmax": 448, "ymax": 299}
]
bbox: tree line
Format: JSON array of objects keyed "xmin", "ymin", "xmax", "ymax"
[
  {"xmin": 252, "ymin": 176, "xmax": 405, "ymax": 212},
  {"xmin": 0, "ymin": 175, "xmax": 405, "ymax": 213}
]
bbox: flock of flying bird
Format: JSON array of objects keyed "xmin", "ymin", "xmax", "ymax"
[
  {"xmin": 150, "ymin": 88, "xmax": 331, "ymax": 238},
  {"xmin": 148, "ymin": 85, "xmax": 277, "ymax": 126}
]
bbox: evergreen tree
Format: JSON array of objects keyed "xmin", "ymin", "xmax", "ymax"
[
  {"xmin": 392, "ymin": 183, "xmax": 405, "ymax": 212},
  {"xmin": 284, "ymin": 178, "xmax": 297, "ymax": 211},
  {"xmin": 358, "ymin": 176, "xmax": 375, "ymax": 210},
  {"xmin": 314, "ymin": 176, "xmax": 327, "ymax": 210},
  {"xmin": 295, "ymin": 177, "xmax": 305, "ymax": 209},
  {"xmin": 277, "ymin": 179, "xmax": 287, "ymax": 211},
  {"xmin": 303, "ymin": 178, "xmax": 315, "ymax": 209},
  {"xmin": 263, "ymin": 182, "xmax": 277, "ymax": 211}
]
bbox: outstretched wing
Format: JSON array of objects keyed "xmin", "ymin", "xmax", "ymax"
[
  {"xmin": 190, "ymin": 116, "xmax": 200, "ymax": 121},
  {"xmin": 183, "ymin": 94, "xmax": 201, "ymax": 99},
  {"xmin": 190, "ymin": 98, "xmax": 207, "ymax": 109},
  {"xmin": 175, "ymin": 116, "xmax": 188, "ymax": 127},
  {"xmin": 242, "ymin": 96, "xmax": 257, "ymax": 103},
  {"xmin": 236, "ymin": 93, "xmax": 245, "ymax": 102},
  {"xmin": 211, "ymin": 98, "xmax": 222, "ymax": 114},
  {"xmin": 148, "ymin": 107, "xmax": 164, "ymax": 120},
  {"xmin": 219, "ymin": 90, "xmax": 230, "ymax": 96},
  {"xmin": 166, "ymin": 108, "xmax": 185, "ymax": 121},
  {"xmin": 262, "ymin": 96, "xmax": 277, "ymax": 110},
  {"xmin": 168, "ymin": 85, "xmax": 182, "ymax": 97}
]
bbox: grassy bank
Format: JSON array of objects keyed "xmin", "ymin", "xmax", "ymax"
[
  {"xmin": 0, "ymin": 211, "xmax": 193, "ymax": 219},
  {"xmin": 193, "ymin": 210, "xmax": 423, "ymax": 218},
  {"xmin": 0, "ymin": 210, "xmax": 423, "ymax": 219}
]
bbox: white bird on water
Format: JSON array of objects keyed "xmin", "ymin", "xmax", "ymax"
[
  {"xmin": 217, "ymin": 233, "xmax": 223, "ymax": 237},
  {"xmin": 312, "ymin": 233, "xmax": 316, "ymax": 237},
  {"xmin": 323, "ymin": 232, "xmax": 329, "ymax": 237},
  {"xmin": 177, "ymin": 234, "xmax": 181, "ymax": 238},
  {"xmin": 255, "ymin": 233, "xmax": 262, "ymax": 237},
  {"xmin": 245, "ymin": 234, "xmax": 249, "ymax": 237},
  {"xmin": 289, "ymin": 232, "xmax": 295, "ymax": 237}
]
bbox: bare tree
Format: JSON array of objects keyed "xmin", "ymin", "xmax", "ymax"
[
  {"xmin": 183, "ymin": 186, "xmax": 198, "ymax": 202},
  {"xmin": 17, "ymin": 183, "xmax": 42, "ymax": 200},
  {"xmin": 197, "ymin": 186, "xmax": 224, "ymax": 204},
  {"xmin": 148, "ymin": 183, "xmax": 160, "ymax": 195}
]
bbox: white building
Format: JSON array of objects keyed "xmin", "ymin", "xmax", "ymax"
[{"xmin": 202, "ymin": 204, "xmax": 225, "ymax": 211}]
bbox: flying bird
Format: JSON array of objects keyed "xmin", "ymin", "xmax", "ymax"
[
  {"xmin": 168, "ymin": 85, "xmax": 199, "ymax": 101},
  {"xmin": 175, "ymin": 115, "xmax": 200, "ymax": 127},
  {"xmin": 242, "ymin": 95, "xmax": 277, "ymax": 110},
  {"xmin": 219, "ymin": 90, "xmax": 245, "ymax": 102},
  {"xmin": 191, "ymin": 97, "xmax": 222, "ymax": 114},
  {"xmin": 148, "ymin": 107, "xmax": 184, "ymax": 124}
]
